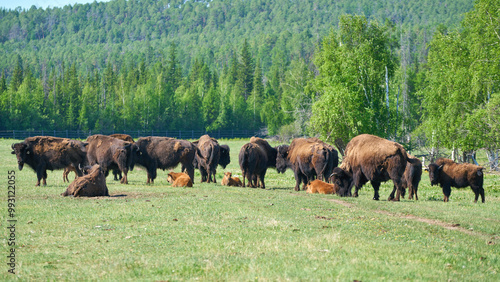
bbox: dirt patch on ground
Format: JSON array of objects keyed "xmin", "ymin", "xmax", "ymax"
[
  {"xmin": 323, "ymin": 197, "xmax": 496, "ymax": 243},
  {"xmin": 325, "ymin": 198, "xmax": 355, "ymax": 208}
]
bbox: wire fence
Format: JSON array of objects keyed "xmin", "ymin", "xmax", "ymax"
[{"xmin": 0, "ymin": 129, "xmax": 265, "ymax": 140}]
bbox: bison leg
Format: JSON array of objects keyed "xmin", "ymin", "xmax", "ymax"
[
  {"xmin": 41, "ymin": 170, "xmax": 48, "ymax": 186},
  {"xmin": 251, "ymin": 174, "xmax": 258, "ymax": 188},
  {"xmin": 35, "ymin": 164, "xmax": 47, "ymax": 186},
  {"xmin": 389, "ymin": 180, "xmax": 403, "ymax": 201},
  {"xmin": 352, "ymin": 171, "xmax": 366, "ymax": 197},
  {"xmin": 442, "ymin": 185, "xmax": 451, "ymax": 202},
  {"xmin": 120, "ymin": 169, "xmax": 128, "ymax": 184},
  {"xmin": 147, "ymin": 167, "xmax": 157, "ymax": 184},
  {"xmin": 241, "ymin": 169, "xmax": 246, "ymax": 187},
  {"xmin": 471, "ymin": 185, "xmax": 485, "ymax": 203},
  {"xmin": 371, "ymin": 181, "xmax": 381, "ymax": 201},
  {"xmin": 113, "ymin": 169, "xmax": 122, "ymax": 181},
  {"xmin": 184, "ymin": 164, "xmax": 195, "ymax": 184},
  {"xmin": 63, "ymin": 169, "xmax": 69, "ymax": 183},
  {"xmin": 258, "ymin": 171, "xmax": 266, "ymax": 189},
  {"xmin": 293, "ymin": 170, "xmax": 304, "ymax": 191}
]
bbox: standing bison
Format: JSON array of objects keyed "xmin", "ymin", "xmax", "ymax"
[
  {"xmin": 11, "ymin": 136, "xmax": 88, "ymax": 186},
  {"xmin": 86, "ymin": 134, "xmax": 137, "ymax": 184},
  {"xmin": 238, "ymin": 137, "xmax": 278, "ymax": 189},
  {"xmin": 194, "ymin": 135, "xmax": 222, "ymax": 183},
  {"xmin": 62, "ymin": 164, "xmax": 109, "ymax": 197},
  {"xmin": 135, "ymin": 136, "xmax": 197, "ymax": 184},
  {"xmin": 427, "ymin": 158, "xmax": 485, "ymax": 203},
  {"xmin": 403, "ymin": 155, "xmax": 422, "ymax": 200},
  {"xmin": 109, "ymin": 134, "xmax": 135, "ymax": 181},
  {"xmin": 276, "ymin": 138, "xmax": 338, "ymax": 191},
  {"xmin": 330, "ymin": 134, "xmax": 408, "ymax": 201},
  {"xmin": 219, "ymin": 145, "xmax": 231, "ymax": 169}
]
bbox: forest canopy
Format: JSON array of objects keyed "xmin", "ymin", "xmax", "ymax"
[{"xmin": 1, "ymin": 0, "xmax": 499, "ymax": 167}]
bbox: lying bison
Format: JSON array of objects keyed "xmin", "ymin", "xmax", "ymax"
[
  {"xmin": 239, "ymin": 137, "xmax": 278, "ymax": 189},
  {"xmin": 62, "ymin": 164, "xmax": 109, "ymax": 197},
  {"xmin": 306, "ymin": 179, "xmax": 339, "ymax": 195},
  {"xmin": 167, "ymin": 172, "xmax": 193, "ymax": 187},
  {"xmin": 86, "ymin": 134, "xmax": 137, "ymax": 184},
  {"xmin": 330, "ymin": 134, "xmax": 408, "ymax": 201},
  {"xmin": 427, "ymin": 158, "xmax": 485, "ymax": 203},
  {"xmin": 11, "ymin": 136, "xmax": 88, "ymax": 186},
  {"xmin": 276, "ymin": 138, "xmax": 338, "ymax": 191},
  {"xmin": 135, "ymin": 137, "xmax": 197, "ymax": 184},
  {"xmin": 221, "ymin": 172, "xmax": 243, "ymax": 187}
]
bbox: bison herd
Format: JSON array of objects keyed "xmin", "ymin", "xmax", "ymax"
[{"xmin": 11, "ymin": 133, "xmax": 486, "ymax": 203}]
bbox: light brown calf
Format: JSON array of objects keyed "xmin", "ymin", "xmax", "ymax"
[
  {"xmin": 306, "ymin": 179, "xmax": 339, "ymax": 194},
  {"xmin": 221, "ymin": 172, "xmax": 243, "ymax": 187},
  {"xmin": 167, "ymin": 172, "xmax": 193, "ymax": 187}
]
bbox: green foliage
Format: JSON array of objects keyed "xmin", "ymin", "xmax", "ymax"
[
  {"xmin": 309, "ymin": 15, "xmax": 397, "ymax": 148},
  {"xmin": 0, "ymin": 0, "xmax": 484, "ymax": 141},
  {"xmin": 418, "ymin": 0, "xmax": 499, "ymax": 155}
]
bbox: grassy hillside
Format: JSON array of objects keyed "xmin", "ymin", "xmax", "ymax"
[{"xmin": 1, "ymin": 138, "xmax": 499, "ymax": 280}]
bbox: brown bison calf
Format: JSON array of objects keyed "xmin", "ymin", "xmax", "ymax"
[
  {"xmin": 404, "ymin": 155, "xmax": 422, "ymax": 200},
  {"xmin": 63, "ymin": 165, "xmax": 78, "ymax": 183},
  {"xmin": 167, "ymin": 172, "xmax": 193, "ymax": 187},
  {"xmin": 427, "ymin": 158, "xmax": 485, "ymax": 203},
  {"xmin": 306, "ymin": 179, "xmax": 339, "ymax": 194},
  {"xmin": 221, "ymin": 172, "xmax": 243, "ymax": 187},
  {"xmin": 62, "ymin": 165, "xmax": 109, "ymax": 197}
]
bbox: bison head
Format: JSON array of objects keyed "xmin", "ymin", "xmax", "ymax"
[
  {"xmin": 127, "ymin": 143, "xmax": 140, "ymax": 171},
  {"xmin": 11, "ymin": 143, "xmax": 31, "ymax": 171},
  {"xmin": 275, "ymin": 145, "xmax": 290, "ymax": 174},
  {"xmin": 427, "ymin": 163, "xmax": 443, "ymax": 186},
  {"xmin": 218, "ymin": 145, "xmax": 231, "ymax": 169},
  {"xmin": 329, "ymin": 167, "xmax": 353, "ymax": 197}
]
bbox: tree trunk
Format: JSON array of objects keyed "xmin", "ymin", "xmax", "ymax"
[{"xmin": 486, "ymin": 149, "xmax": 499, "ymax": 171}]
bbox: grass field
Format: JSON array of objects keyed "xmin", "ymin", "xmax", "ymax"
[{"xmin": 1, "ymin": 138, "xmax": 499, "ymax": 280}]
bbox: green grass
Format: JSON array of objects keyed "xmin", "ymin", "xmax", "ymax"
[{"xmin": 1, "ymin": 138, "xmax": 499, "ymax": 280}]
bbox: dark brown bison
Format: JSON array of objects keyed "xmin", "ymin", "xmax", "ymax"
[
  {"xmin": 276, "ymin": 138, "xmax": 338, "ymax": 191},
  {"xmin": 306, "ymin": 179, "xmax": 339, "ymax": 195},
  {"xmin": 403, "ymin": 155, "xmax": 422, "ymax": 200},
  {"xmin": 135, "ymin": 136, "xmax": 197, "ymax": 184},
  {"xmin": 238, "ymin": 137, "xmax": 278, "ymax": 189},
  {"xmin": 192, "ymin": 143, "xmax": 231, "ymax": 183},
  {"xmin": 330, "ymin": 134, "xmax": 408, "ymax": 201},
  {"xmin": 194, "ymin": 135, "xmax": 222, "ymax": 183},
  {"xmin": 219, "ymin": 144, "xmax": 231, "ymax": 169},
  {"xmin": 427, "ymin": 158, "xmax": 485, "ymax": 203},
  {"xmin": 109, "ymin": 134, "xmax": 135, "ymax": 181},
  {"xmin": 62, "ymin": 164, "xmax": 109, "ymax": 197},
  {"xmin": 11, "ymin": 136, "xmax": 88, "ymax": 186},
  {"xmin": 85, "ymin": 134, "xmax": 137, "ymax": 184}
]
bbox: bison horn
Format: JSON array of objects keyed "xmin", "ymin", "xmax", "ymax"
[{"xmin": 11, "ymin": 143, "xmax": 14, "ymax": 149}]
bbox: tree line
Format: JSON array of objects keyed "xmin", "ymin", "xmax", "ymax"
[{"xmin": 1, "ymin": 0, "xmax": 498, "ymax": 168}]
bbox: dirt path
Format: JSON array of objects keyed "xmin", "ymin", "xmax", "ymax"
[{"xmin": 325, "ymin": 198, "xmax": 497, "ymax": 244}]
